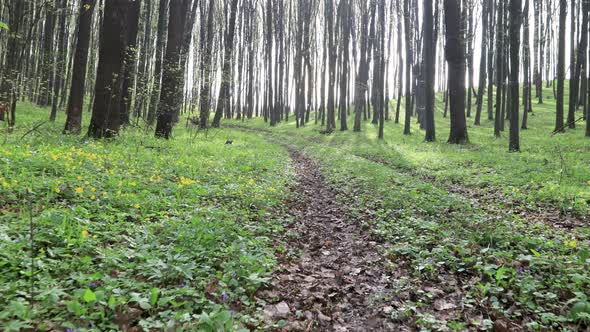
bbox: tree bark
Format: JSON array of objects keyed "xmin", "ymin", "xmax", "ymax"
[
  {"xmin": 87, "ymin": 0, "xmax": 129, "ymax": 138},
  {"xmin": 445, "ymin": 0, "xmax": 468, "ymax": 144},
  {"xmin": 64, "ymin": 0, "xmax": 95, "ymax": 135}
]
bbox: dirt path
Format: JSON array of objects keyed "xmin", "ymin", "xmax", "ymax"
[{"xmin": 257, "ymin": 150, "xmax": 398, "ymax": 331}]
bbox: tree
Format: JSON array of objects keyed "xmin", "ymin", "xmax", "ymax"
[
  {"xmin": 571, "ymin": 0, "xmax": 589, "ymax": 128},
  {"xmin": 212, "ymin": 0, "xmax": 240, "ymax": 128},
  {"xmin": 403, "ymin": 0, "xmax": 412, "ymax": 135},
  {"xmin": 155, "ymin": 0, "xmax": 191, "ymax": 138},
  {"xmin": 198, "ymin": 0, "xmax": 215, "ymax": 129},
  {"xmin": 64, "ymin": 0, "xmax": 95, "ymax": 135},
  {"xmin": 339, "ymin": 0, "xmax": 351, "ymax": 131},
  {"xmin": 120, "ymin": 0, "xmax": 142, "ymax": 125},
  {"xmin": 474, "ymin": 0, "xmax": 489, "ymax": 126},
  {"xmin": 147, "ymin": 0, "xmax": 169, "ymax": 126},
  {"xmin": 353, "ymin": 0, "xmax": 370, "ymax": 132},
  {"xmin": 444, "ymin": 0, "xmax": 468, "ymax": 144},
  {"xmin": 494, "ymin": 0, "xmax": 504, "ymax": 137},
  {"xmin": 424, "ymin": 0, "xmax": 436, "ymax": 141},
  {"xmin": 555, "ymin": 0, "xmax": 567, "ymax": 133},
  {"xmin": 509, "ymin": 0, "xmax": 522, "ymax": 152},
  {"xmin": 87, "ymin": 0, "xmax": 130, "ymax": 138}
]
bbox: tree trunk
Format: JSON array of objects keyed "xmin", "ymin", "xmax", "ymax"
[
  {"xmin": 198, "ymin": 0, "xmax": 215, "ymax": 128},
  {"xmin": 509, "ymin": 0, "xmax": 522, "ymax": 151},
  {"xmin": 555, "ymin": 0, "xmax": 567, "ymax": 133},
  {"xmin": 87, "ymin": 0, "xmax": 129, "ymax": 138},
  {"xmin": 424, "ymin": 0, "xmax": 436, "ymax": 141},
  {"xmin": 119, "ymin": 0, "xmax": 141, "ymax": 125},
  {"xmin": 64, "ymin": 0, "xmax": 95, "ymax": 135},
  {"xmin": 155, "ymin": 0, "xmax": 189, "ymax": 138},
  {"xmin": 445, "ymin": 0, "xmax": 468, "ymax": 144},
  {"xmin": 212, "ymin": 0, "xmax": 240, "ymax": 128}
]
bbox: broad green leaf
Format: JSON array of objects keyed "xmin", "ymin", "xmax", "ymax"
[
  {"xmin": 0, "ymin": 21, "xmax": 8, "ymax": 30},
  {"xmin": 150, "ymin": 288, "xmax": 159, "ymax": 306},
  {"xmin": 83, "ymin": 288, "xmax": 96, "ymax": 303}
]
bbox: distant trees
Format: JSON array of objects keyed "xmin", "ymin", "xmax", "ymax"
[{"xmin": 1, "ymin": 0, "xmax": 590, "ymax": 144}]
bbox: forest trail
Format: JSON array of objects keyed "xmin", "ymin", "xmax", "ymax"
[{"xmin": 257, "ymin": 150, "xmax": 398, "ymax": 331}]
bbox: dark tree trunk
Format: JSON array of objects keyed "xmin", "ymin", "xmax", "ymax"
[
  {"xmin": 571, "ymin": 0, "xmax": 589, "ymax": 128},
  {"xmin": 147, "ymin": 0, "xmax": 169, "ymax": 126},
  {"xmin": 445, "ymin": 0, "xmax": 468, "ymax": 144},
  {"xmin": 509, "ymin": 0, "xmax": 522, "ymax": 151},
  {"xmin": 50, "ymin": 0, "xmax": 68, "ymax": 122},
  {"xmin": 568, "ymin": 0, "xmax": 577, "ymax": 128},
  {"xmin": 494, "ymin": 0, "xmax": 504, "ymax": 137},
  {"xmin": 475, "ymin": 0, "xmax": 489, "ymax": 126},
  {"xmin": 522, "ymin": 0, "xmax": 532, "ymax": 130},
  {"xmin": 64, "ymin": 0, "xmax": 95, "ymax": 135},
  {"xmin": 424, "ymin": 0, "xmax": 436, "ymax": 141},
  {"xmin": 555, "ymin": 0, "xmax": 567, "ymax": 133},
  {"xmin": 155, "ymin": 0, "xmax": 189, "ymax": 138},
  {"xmin": 340, "ymin": 0, "xmax": 350, "ymax": 131},
  {"xmin": 326, "ymin": 0, "xmax": 337, "ymax": 132},
  {"xmin": 39, "ymin": 4, "xmax": 55, "ymax": 107},
  {"xmin": 87, "ymin": 0, "xmax": 129, "ymax": 138},
  {"xmin": 403, "ymin": 0, "xmax": 412, "ymax": 135}
]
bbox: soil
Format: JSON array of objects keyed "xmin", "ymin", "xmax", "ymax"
[{"xmin": 257, "ymin": 150, "xmax": 400, "ymax": 331}]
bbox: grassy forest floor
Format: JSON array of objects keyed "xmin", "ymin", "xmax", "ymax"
[{"xmin": 1, "ymin": 84, "xmax": 590, "ymax": 331}]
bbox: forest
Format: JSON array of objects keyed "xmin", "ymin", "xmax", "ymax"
[{"xmin": 0, "ymin": 0, "xmax": 589, "ymax": 331}]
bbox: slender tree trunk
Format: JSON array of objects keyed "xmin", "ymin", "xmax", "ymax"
[
  {"xmin": 555, "ymin": 0, "xmax": 567, "ymax": 133},
  {"xmin": 212, "ymin": 0, "xmax": 240, "ymax": 128},
  {"xmin": 494, "ymin": 0, "xmax": 504, "ymax": 137},
  {"xmin": 424, "ymin": 0, "xmax": 436, "ymax": 141},
  {"xmin": 119, "ymin": 0, "xmax": 141, "ymax": 125},
  {"xmin": 199, "ymin": 0, "xmax": 215, "ymax": 128},
  {"xmin": 147, "ymin": 0, "xmax": 168, "ymax": 126},
  {"xmin": 509, "ymin": 0, "xmax": 522, "ymax": 151}
]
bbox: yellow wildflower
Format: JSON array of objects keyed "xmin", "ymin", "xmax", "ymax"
[
  {"xmin": 2, "ymin": 182, "xmax": 9, "ymax": 188},
  {"xmin": 90, "ymin": 195, "xmax": 95, "ymax": 200},
  {"xmin": 75, "ymin": 187, "xmax": 84, "ymax": 194},
  {"xmin": 55, "ymin": 188, "xmax": 61, "ymax": 194},
  {"xmin": 90, "ymin": 187, "xmax": 96, "ymax": 192},
  {"xmin": 77, "ymin": 176, "xmax": 82, "ymax": 180},
  {"xmin": 248, "ymin": 179, "xmax": 255, "ymax": 185},
  {"xmin": 81, "ymin": 230, "xmax": 89, "ymax": 237},
  {"xmin": 134, "ymin": 203, "xmax": 140, "ymax": 209},
  {"xmin": 567, "ymin": 240, "xmax": 578, "ymax": 248}
]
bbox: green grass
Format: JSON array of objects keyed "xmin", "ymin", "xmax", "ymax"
[
  {"xmin": 0, "ymin": 103, "xmax": 292, "ymax": 331},
  {"xmin": 244, "ymin": 84, "xmax": 590, "ymax": 214},
  {"xmin": 2, "ymin": 82, "xmax": 589, "ymax": 331}
]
